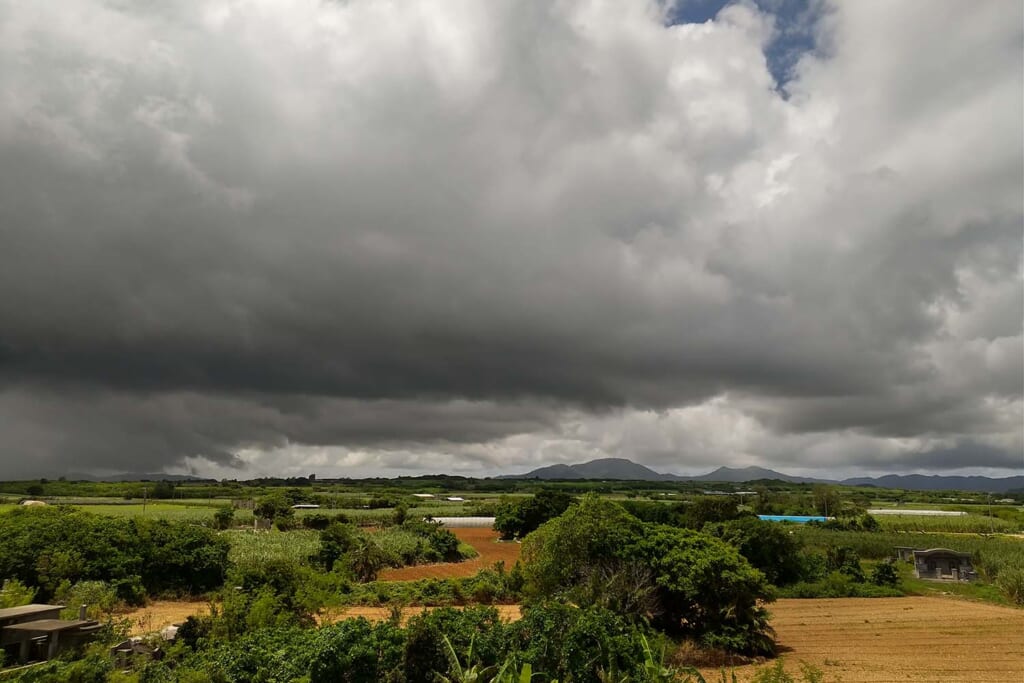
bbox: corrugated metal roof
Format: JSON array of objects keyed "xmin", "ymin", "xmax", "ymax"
[{"xmin": 0, "ymin": 604, "xmax": 65, "ymax": 620}]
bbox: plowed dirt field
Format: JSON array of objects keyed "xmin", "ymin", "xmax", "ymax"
[
  {"xmin": 377, "ymin": 528, "xmax": 521, "ymax": 581},
  {"xmin": 710, "ymin": 597, "xmax": 1024, "ymax": 683}
]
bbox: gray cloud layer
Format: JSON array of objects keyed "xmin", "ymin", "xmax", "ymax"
[{"xmin": 0, "ymin": 0, "xmax": 1021, "ymax": 479}]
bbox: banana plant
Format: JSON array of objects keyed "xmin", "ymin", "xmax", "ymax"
[{"xmin": 434, "ymin": 634, "xmax": 496, "ymax": 683}]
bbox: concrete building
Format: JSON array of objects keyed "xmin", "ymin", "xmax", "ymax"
[
  {"xmin": 0, "ymin": 604, "xmax": 100, "ymax": 664},
  {"xmin": 909, "ymin": 548, "xmax": 976, "ymax": 581}
]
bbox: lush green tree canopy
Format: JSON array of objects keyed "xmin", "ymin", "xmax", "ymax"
[
  {"xmin": 521, "ymin": 496, "xmax": 775, "ymax": 655},
  {"xmin": 493, "ymin": 491, "xmax": 575, "ymax": 540}
]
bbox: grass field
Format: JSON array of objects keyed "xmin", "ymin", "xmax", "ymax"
[
  {"xmin": 224, "ymin": 529, "xmax": 321, "ymax": 566},
  {"xmin": 69, "ymin": 503, "xmax": 231, "ymax": 521},
  {"xmin": 874, "ymin": 513, "xmax": 1020, "ymax": 534}
]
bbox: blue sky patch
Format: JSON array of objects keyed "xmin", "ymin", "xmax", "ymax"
[{"xmin": 667, "ymin": 0, "xmax": 824, "ymax": 89}]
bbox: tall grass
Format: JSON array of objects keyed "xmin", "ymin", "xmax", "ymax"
[
  {"xmin": 225, "ymin": 529, "xmax": 320, "ymax": 567},
  {"xmin": 874, "ymin": 514, "xmax": 1018, "ymax": 534},
  {"xmin": 794, "ymin": 527, "xmax": 1024, "ymax": 579}
]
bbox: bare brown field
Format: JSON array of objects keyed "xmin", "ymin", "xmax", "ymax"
[
  {"xmin": 122, "ymin": 600, "xmax": 211, "ymax": 635},
  {"xmin": 378, "ymin": 527, "xmax": 521, "ymax": 581},
  {"xmin": 706, "ymin": 597, "xmax": 1024, "ymax": 683}
]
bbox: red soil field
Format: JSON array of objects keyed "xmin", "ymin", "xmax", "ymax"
[{"xmin": 377, "ymin": 527, "xmax": 521, "ymax": 581}]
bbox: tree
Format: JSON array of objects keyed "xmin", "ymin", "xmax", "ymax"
[
  {"xmin": 317, "ymin": 521, "xmax": 357, "ymax": 571},
  {"xmin": 680, "ymin": 496, "xmax": 750, "ymax": 528},
  {"xmin": 628, "ymin": 525, "xmax": 775, "ymax": 654},
  {"xmin": 213, "ymin": 506, "xmax": 236, "ymax": 530},
  {"xmin": 393, "ymin": 504, "xmax": 409, "ymax": 526},
  {"xmin": 703, "ymin": 516, "xmax": 806, "ymax": 586},
  {"xmin": 346, "ymin": 536, "xmax": 388, "ymax": 582},
  {"xmin": 493, "ymin": 491, "xmax": 575, "ymax": 540},
  {"xmin": 871, "ymin": 560, "xmax": 899, "ymax": 587},
  {"xmin": 254, "ymin": 492, "xmax": 294, "ymax": 522},
  {"xmin": 521, "ymin": 496, "xmax": 775, "ymax": 655},
  {"xmin": 812, "ymin": 485, "xmax": 841, "ymax": 517},
  {"xmin": 151, "ymin": 481, "xmax": 176, "ymax": 499}
]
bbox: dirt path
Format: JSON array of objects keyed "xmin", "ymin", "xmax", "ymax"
[
  {"xmin": 704, "ymin": 597, "xmax": 1024, "ymax": 682},
  {"xmin": 377, "ymin": 528, "xmax": 521, "ymax": 581}
]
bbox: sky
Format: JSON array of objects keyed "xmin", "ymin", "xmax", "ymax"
[{"xmin": 0, "ymin": 0, "xmax": 1021, "ymax": 480}]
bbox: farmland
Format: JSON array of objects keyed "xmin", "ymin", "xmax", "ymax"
[
  {"xmin": 123, "ymin": 596, "xmax": 1024, "ymax": 681},
  {"xmin": 3, "ymin": 481, "xmax": 1023, "ymax": 682},
  {"xmin": 706, "ymin": 597, "xmax": 1024, "ymax": 682},
  {"xmin": 378, "ymin": 528, "xmax": 521, "ymax": 580}
]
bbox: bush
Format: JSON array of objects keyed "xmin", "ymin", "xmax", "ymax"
[
  {"xmin": 704, "ymin": 517, "xmax": 806, "ymax": 586},
  {"xmin": 0, "ymin": 507, "xmax": 229, "ymax": 602},
  {"xmin": 493, "ymin": 491, "xmax": 575, "ymax": 540},
  {"xmin": 254, "ymin": 493, "xmax": 294, "ymax": 521},
  {"xmin": 403, "ymin": 606, "xmax": 506, "ymax": 683},
  {"xmin": 870, "ymin": 560, "xmax": 899, "ymax": 587},
  {"xmin": 302, "ymin": 513, "xmax": 333, "ymax": 530},
  {"xmin": 221, "ymin": 560, "xmax": 317, "ymax": 635},
  {"xmin": 213, "ymin": 506, "xmax": 236, "ymax": 530},
  {"xmin": 0, "ymin": 577, "xmax": 35, "ymax": 608},
  {"xmin": 522, "ymin": 496, "xmax": 775, "ymax": 655},
  {"xmin": 55, "ymin": 580, "xmax": 119, "ymax": 619},
  {"xmin": 825, "ymin": 546, "xmax": 865, "ymax": 582},
  {"xmin": 996, "ymin": 567, "xmax": 1024, "ymax": 606},
  {"xmin": 779, "ymin": 572, "xmax": 903, "ymax": 599},
  {"xmin": 309, "ymin": 618, "xmax": 405, "ymax": 683},
  {"xmin": 508, "ymin": 604, "xmax": 663, "ymax": 683},
  {"xmin": 318, "ymin": 521, "xmax": 358, "ymax": 571}
]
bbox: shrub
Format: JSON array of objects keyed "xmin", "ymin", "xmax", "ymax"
[
  {"xmin": 507, "ymin": 604, "xmax": 660, "ymax": 683},
  {"xmin": 213, "ymin": 506, "xmax": 236, "ymax": 530},
  {"xmin": 870, "ymin": 560, "xmax": 899, "ymax": 587},
  {"xmin": 55, "ymin": 580, "xmax": 119, "ymax": 619},
  {"xmin": 309, "ymin": 618, "xmax": 405, "ymax": 683},
  {"xmin": 403, "ymin": 606, "xmax": 506, "ymax": 683},
  {"xmin": 318, "ymin": 521, "xmax": 358, "ymax": 571},
  {"xmin": 221, "ymin": 560, "xmax": 317, "ymax": 635},
  {"xmin": 493, "ymin": 491, "xmax": 575, "ymax": 540},
  {"xmin": 0, "ymin": 578, "xmax": 35, "ymax": 608},
  {"xmin": 0, "ymin": 507, "xmax": 228, "ymax": 602},
  {"xmin": 996, "ymin": 567, "xmax": 1024, "ymax": 606},
  {"xmin": 825, "ymin": 546, "xmax": 865, "ymax": 582},
  {"xmin": 704, "ymin": 517, "xmax": 806, "ymax": 586},
  {"xmin": 254, "ymin": 493, "xmax": 294, "ymax": 521},
  {"xmin": 522, "ymin": 496, "xmax": 775, "ymax": 655}
]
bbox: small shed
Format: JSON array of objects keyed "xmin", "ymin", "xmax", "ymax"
[
  {"xmin": 911, "ymin": 548, "xmax": 976, "ymax": 581},
  {"xmin": 1, "ymin": 614, "xmax": 100, "ymax": 663}
]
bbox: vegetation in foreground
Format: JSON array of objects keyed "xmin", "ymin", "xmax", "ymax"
[{"xmin": 0, "ymin": 479, "xmax": 1021, "ymax": 681}]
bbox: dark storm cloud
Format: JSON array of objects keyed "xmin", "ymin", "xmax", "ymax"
[{"xmin": 0, "ymin": 0, "xmax": 1020, "ymax": 477}]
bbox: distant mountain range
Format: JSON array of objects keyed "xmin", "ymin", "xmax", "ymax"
[{"xmin": 500, "ymin": 457, "xmax": 1024, "ymax": 493}]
